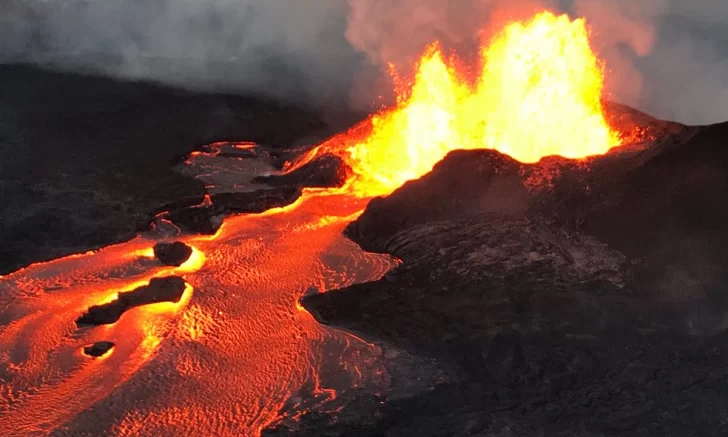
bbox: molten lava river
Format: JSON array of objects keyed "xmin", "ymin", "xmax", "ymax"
[
  {"xmin": 0, "ymin": 186, "xmax": 396, "ymax": 436},
  {"xmin": 0, "ymin": 12, "xmax": 628, "ymax": 436}
]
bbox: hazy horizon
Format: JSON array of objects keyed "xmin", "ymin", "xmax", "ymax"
[{"xmin": 2, "ymin": 0, "xmax": 727, "ymax": 124}]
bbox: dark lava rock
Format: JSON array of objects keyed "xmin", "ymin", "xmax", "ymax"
[
  {"xmin": 253, "ymin": 154, "xmax": 351, "ymax": 189},
  {"xmin": 0, "ymin": 63, "xmax": 344, "ymax": 275},
  {"xmin": 83, "ymin": 341, "xmax": 115, "ymax": 357},
  {"xmin": 284, "ymin": 121, "xmax": 728, "ymax": 436},
  {"xmin": 77, "ymin": 276, "xmax": 186, "ymax": 326},
  {"xmin": 211, "ymin": 187, "xmax": 302, "ymax": 213},
  {"xmin": 153, "ymin": 241, "xmax": 193, "ymax": 266},
  {"xmin": 164, "ymin": 187, "xmax": 302, "ymax": 234},
  {"xmin": 346, "ymin": 121, "xmax": 723, "ymax": 292}
]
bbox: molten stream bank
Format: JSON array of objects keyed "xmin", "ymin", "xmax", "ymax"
[{"xmin": 0, "ymin": 10, "xmax": 629, "ymax": 436}]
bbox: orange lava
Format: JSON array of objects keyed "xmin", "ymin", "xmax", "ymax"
[
  {"xmin": 289, "ymin": 11, "xmax": 622, "ymax": 197},
  {"xmin": 0, "ymin": 241, "xmax": 203, "ymax": 435},
  {"xmin": 0, "ymin": 193, "xmax": 395, "ymax": 436}
]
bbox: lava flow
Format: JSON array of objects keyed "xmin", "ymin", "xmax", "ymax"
[
  {"xmin": 0, "ymin": 193, "xmax": 396, "ymax": 436},
  {"xmin": 289, "ymin": 11, "xmax": 624, "ymax": 197},
  {"xmin": 1, "ymin": 11, "xmax": 624, "ymax": 437}
]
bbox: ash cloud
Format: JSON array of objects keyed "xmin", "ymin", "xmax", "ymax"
[{"xmin": 1, "ymin": 0, "xmax": 727, "ymax": 123}]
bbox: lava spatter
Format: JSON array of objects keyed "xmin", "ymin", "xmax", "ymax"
[{"xmin": 288, "ymin": 11, "xmax": 624, "ymax": 197}]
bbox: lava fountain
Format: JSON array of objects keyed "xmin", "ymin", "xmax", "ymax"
[
  {"xmin": 0, "ymin": 11, "xmax": 626, "ymax": 437},
  {"xmin": 289, "ymin": 11, "xmax": 624, "ymax": 197}
]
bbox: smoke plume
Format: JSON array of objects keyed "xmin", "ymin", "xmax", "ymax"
[
  {"xmin": 1, "ymin": 0, "xmax": 727, "ymax": 124},
  {"xmin": 346, "ymin": 0, "xmax": 728, "ymax": 124},
  {"xmin": 0, "ymin": 0, "xmax": 362, "ymax": 107}
]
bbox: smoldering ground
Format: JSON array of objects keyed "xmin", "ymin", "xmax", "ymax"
[{"xmin": 1, "ymin": 0, "xmax": 727, "ymax": 123}]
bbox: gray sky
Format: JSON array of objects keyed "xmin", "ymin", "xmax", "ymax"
[{"xmin": 1, "ymin": 0, "xmax": 726, "ymax": 124}]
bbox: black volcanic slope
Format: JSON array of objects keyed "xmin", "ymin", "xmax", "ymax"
[
  {"xmin": 283, "ymin": 120, "xmax": 728, "ymax": 436},
  {"xmin": 0, "ymin": 63, "xmax": 345, "ymax": 274}
]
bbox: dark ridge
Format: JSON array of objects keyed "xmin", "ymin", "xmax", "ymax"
[
  {"xmin": 580, "ymin": 121, "xmax": 728, "ymax": 292},
  {"xmin": 344, "ymin": 149, "xmax": 527, "ymax": 252},
  {"xmin": 153, "ymin": 241, "xmax": 193, "ymax": 266},
  {"xmin": 164, "ymin": 187, "xmax": 302, "ymax": 234},
  {"xmin": 252, "ymin": 154, "xmax": 351, "ymax": 189},
  {"xmin": 76, "ymin": 276, "xmax": 186, "ymax": 327}
]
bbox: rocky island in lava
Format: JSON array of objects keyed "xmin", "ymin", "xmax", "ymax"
[{"xmin": 2, "ymin": 10, "xmax": 728, "ymax": 437}]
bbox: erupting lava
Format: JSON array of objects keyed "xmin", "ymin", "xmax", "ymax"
[
  {"xmin": 291, "ymin": 11, "xmax": 623, "ymax": 197},
  {"xmin": 0, "ymin": 11, "xmax": 629, "ymax": 437}
]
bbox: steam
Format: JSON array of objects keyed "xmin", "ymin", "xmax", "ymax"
[
  {"xmin": 572, "ymin": 0, "xmax": 728, "ymax": 125},
  {"xmin": 1, "ymin": 0, "xmax": 727, "ymax": 123}
]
